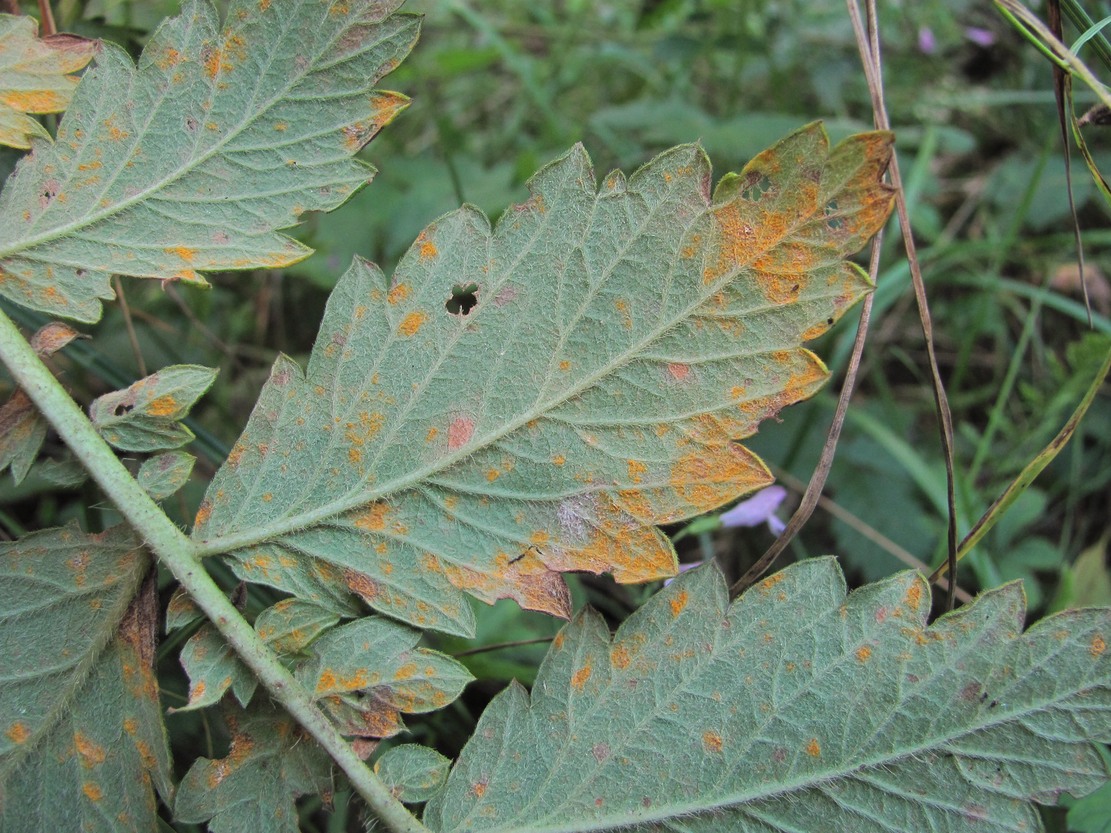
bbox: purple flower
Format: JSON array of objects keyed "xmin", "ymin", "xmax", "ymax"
[
  {"xmin": 965, "ymin": 26, "xmax": 996, "ymax": 47},
  {"xmin": 918, "ymin": 26, "xmax": 937, "ymax": 55},
  {"xmin": 719, "ymin": 485, "xmax": 788, "ymax": 535}
]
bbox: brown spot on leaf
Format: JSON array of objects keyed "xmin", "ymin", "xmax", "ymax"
[
  {"xmin": 344, "ymin": 569, "xmax": 380, "ymax": 603},
  {"xmin": 702, "ymin": 731, "xmax": 723, "ymax": 753},
  {"xmin": 610, "ymin": 645, "xmax": 630, "ymax": 669},
  {"xmin": 571, "ymin": 662, "xmax": 592, "ymax": 691},
  {"xmin": 419, "ymin": 241, "xmax": 438, "ymax": 260},
  {"xmin": 146, "ymin": 394, "xmax": 178, "ymax": 417},
  {"xmin": 905, "ymin": 582, "xmax": 923, "ymax": 613},
  {"xmin": 75, "ymin": 732, "xmax": 106, "ymax": 765},
  {"xmin": 855, "ymin": 645, "xmax": 872, "ymax": 663},
  {"xmin": 1092, "ymin": 634, "xmax": 1106, "ymax": 658},
  {"xmin": 387, "ymin": 283, "xmax": 411, "ymax": 305},
  {"xmin": 399, "ymin": 311, "xmax": 426, "ymax": 336},
  {"xmin": 805, "ymin": 738, "xmax": 821, "ymax": 757},
  {"xmin": 667, "ymin": 363, "xmax": 690, "ymax": 381},
  {"xmin": 6, "ymin": 722, "xmax": 29, "ymax": 744},
  {"xmin": 82, "ymin": 782, "xmax": 103, "ymax": 801},
  {"xmin": 670, "ymin": 590, "xmax": 689, "ymax": 618}
]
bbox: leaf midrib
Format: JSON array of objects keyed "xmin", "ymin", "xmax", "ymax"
[
  {"xmin": 0, "ymin": 5, "xmax": 406, "ymax": 260},
  {"xmin": 193, "ymin": 154, "xmax": 851, "ymax": 558}
]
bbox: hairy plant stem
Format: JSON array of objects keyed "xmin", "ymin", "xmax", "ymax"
[{"xmin": 0, "ymin": 310, "xmax": 429, "ymax": 833}]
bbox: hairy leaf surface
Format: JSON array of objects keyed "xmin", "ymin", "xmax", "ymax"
[
  {"xmin": 0, "ymin": 0, "xmax": 417, "ymax": 321},
  {"xmin": 426, "ymin": 560, "xmax": 1111, "ymax": 833},
  {"xmin": 137, "ymin": 449, "xmax": 196, "ymax": 499},
  {"xmin": 0, "ymin": 526, "xmax": 172, "ymax": 831},
  {"xmin": 0, "ymin": 15, "xmax": 97, "ymax": 150},
  {"xmin": 374, "ymin": 743, "xmax": 451, "ymax": 804},
  {"xmin": 89, "ymin": 364, "xmax": 216, "ymax": 451},
  {"xmin": 194, "ymin": 125, "xmax": 894, "ymax": 636},
  {"xmin": 175, "ymin": 704, "xmax": 331, "ymax": 833}
]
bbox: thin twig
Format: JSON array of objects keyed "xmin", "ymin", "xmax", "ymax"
[
  {"xmin": 453, "ymin": 636, "xmax": 555, "ymax": 658},
  {"xmin": 113, "ymin": 277, "xmax": 147, "ymax": 377},
  {"xmin": 847, "ymin": 0, "xmax": 961, "ymax": 611},
  {"xmin": 36, "ymin": 0, "xmax": 56, "ymax": 35}
]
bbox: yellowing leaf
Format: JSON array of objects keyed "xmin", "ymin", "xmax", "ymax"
[
  {"xmin": 0, "ymin": 15, "xmax": 98, "ymax": 149},
  {"xmin": 0, "ymin": 0, "xmax": 418, "ymax": 321},
  {"xmin": 194, "ymin": 125, "xmax": 894, "ymax": 636},
  {"xmin": 426, "ymin": 560, "xmax": 1111, "ymax": 833}
]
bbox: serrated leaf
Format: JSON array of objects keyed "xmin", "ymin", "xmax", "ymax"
[
  {"xmin": 193, "ymin": 124, "xmax": 893, "ymax": 636},
  {"xmin": 176, "ymin": 621, "xmax": 258, "ymax": 711},
  {"xmin": 0, "ymin": 15, "xmax": 98, "ymax": 150},
  {"xmin": 253, "ymin": 597, "xmax": 340, "ymax": 655},
  {"xmin": 137, "ymin": 449, "xmax": 195, "ymax": 499},
  {"xmin": 0, "ymin": 0, "xmax": 418, "ymax": 322},
  {"xmin": 174, "ymin": 704, "xmax": 332, "ymax": 833},
  {"xmin": 0, "ymin": 387, "xmax": 46, "ymax": 483},
  {"xmin": 0, "ymin": 321, "xmax": 85, "ymax": 484},
  {"xmin": 0, "ymin": 525, "xmax": 172, "ymax": 831},
  {"xmin": 296, "ymin": 617, "xmax": 473, "ymax": 741},
  {"xmin": 89, "ymin": 364, "xmax": 216, "ymax": 451},
  {"xmin": 426, "ymin": 560, "xmax": 1111, "ymax": 833},
  {"xmin": 375, "ymin": 743, "xmax": 450, "ymax": 804}
]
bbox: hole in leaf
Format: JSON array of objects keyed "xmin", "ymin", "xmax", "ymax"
[
  {"xmin": 741, "ymin": 171, "xmax": 772, "ymax": 201},
  {"xmin": 446, "ymin": 283, "xmax": 479, "ymax": 316},
  {"xmin": 113, "ymin": 403, "xmax": 134, "ymax": 416}
]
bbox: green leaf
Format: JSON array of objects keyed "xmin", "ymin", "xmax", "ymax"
[
  {"xmin": 137, "ymin": 449, "xmax": 195, "ymax": 499},
  {"xmin": 0, "ymin": 0, "xmax": 418, "ymax": 322},
  {"xmin": 253, "ymin": 598, "xmax": 340, "ymax": 655},
  {"xmin": 175, "ymin": 622, "xmax": 258, "ymax": 711},
  {"xmin": 89, "ymin": 364, "xmax": 216, "ymax": 451},
  {"xmin": 297, "ymin": 617, "xmax": 473, "ymax": 742},
  {"xmin": 374, "ymin": 743, "xmax": 450, "ymax": 804},
  {"xmin": 194, "ymin": 124, "xmax": 894, "ymax": 636},
  {"xmin": 0, "ymin": 15, "xmax": 98, "ymax": 150},
  {"xmin": 426, "ymin": 560, "xmax": 1111, "ymax": 833},
  {"xmin": 174, "ymin": 704, "xmax": 332, "ymax": 833},
  {"xmin": 0, "ymin": 321, "xmax": 84, "ymax": 484},
  {"xmin": 0, "ymin": 525, "xmax": 172, "ymax": 831},
  {"xmin": 0, "ymin": 387, "xmax": 45, "ymax": 483}
]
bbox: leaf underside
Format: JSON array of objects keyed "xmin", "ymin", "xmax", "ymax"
[
  {"xmin": 0, "ymin": 0, "xmax": 418, "ymax": 321},
  {"xmin": 194, "ymin": 123, "xmax": 894, "ymax": 636},
  {"xmin": 0, "ymin": 525, "xmax": 172, "ymax": 831},
  {"xmin": 0, "ymin": 15, "xmax": 98, "ymax": 150},
  {"xmin": 426, "ymin": 559, "xmax": 1111, "ymax": 833}
]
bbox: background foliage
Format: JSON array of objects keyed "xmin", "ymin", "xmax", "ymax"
[{"xmin": 0, "ymin": 0, "xmax": 1109, "ymax": 831}]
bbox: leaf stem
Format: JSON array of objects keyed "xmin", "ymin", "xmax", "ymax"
[{"xmin": 0, "ymin": 310, "xmax": 429, "ymax": 833}]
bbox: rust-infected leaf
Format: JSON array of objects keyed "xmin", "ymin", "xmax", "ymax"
[
  {"xmin": 0, "ymin": 15, "xmax": 98, "ymax": 149},
  {"xmin": 174, "ymin": 704, "xmax": 332, "ymax": 833},
  {"xmin": 0, "ymin": 525, "xmax": 172, "ymax": 830},
  {"xmin": 195, "ymin": 124, "xmax": 893, "ymax": 636}
]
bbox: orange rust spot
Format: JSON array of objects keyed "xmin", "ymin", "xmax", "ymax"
[
  {"xmin": 448, "ymin": 417, "xmax": 475, "ymax": 450},
  {"xmin": 204, "ymin": 48, "xmax": 224, "ymax": 79},
  {"xmin": 553, "ymin": 632, "xmax": 565, "ymax": 650},
  {"xmin": 419, "ymin": 241, "xmax": 438, "ymax": 260},
  {"xmin": 107, "ymin": 123, "xmax": 129, "ymax": 142},
  {"xmin": 627, "ymin": 459, "xmax": 648, "ymax": 484},
  {"xmin": 472, "ymin": 781, "xmax": 487, "ymax": 798},
  {"xmin": 670, "ymin": 448, "xmax": 771, "ymax": 515},
  {"xmin": 316, "ymin": 667, "xmax": 369, "ymax": 694},
  {"xmin": 531, "ymin": 531, "xmax": 550, "ymax": 546},
  {"xmin": 855, "ymin": 645, "xmax": 872, "ymax": 663},
  {"xmin": 425, "ymin": 427, "xmax": 439, "ymax": 443},
  {"xmin": 611, "ymin": 645, "xmax": 630, "ymax": 669},
  {"xmin": 667, "ymin": 363, "xmax": 690, "ymax": 381},
  {"xmin": 905, "ymin": 582, "xmax": 923, "ymax": 612},
  {"xmin": 614, "ymin": 298, "xmax": 633, "ymax": 329},
  {"xmin": 82, "ymin": 782, "xmax": 103, "ymax": 801},
  {"xmin": 165, "ymin": 245, "xmax": 196, "ymax": 262},
  {"xmin": 194, "ymin": 500, "xmax": 212, "ymax": 529},
  {"xmin": 801, "ymin": 322, "xmax": 829, "ymax": 341},
  {"xmin": 260, "ymin": 0, "xmax": 270, "ymax": 8},
  {"xmin": 146, "ymin": 394, "xmax": 178, "ymax": 417},
  {"xmin": 344, "ymin": 569, "xmax": 379, "ymax": 602},
  {"xmin": 571, "ymin": 662, "xmax": 592, "ymax": 691},
  {"xmin": 702, "ymin": 731, "xmax": 723, "ymax": 753},
  {"xmin": 399, "ymin": 311, "xmax": 427, "ymax": 336},
  {"xmin": 670, "ymin": 589, "xmax": 689, "ymax": 618},
  {"xmin": 75, "ymin": 733, "xmax": 106, "ymax": 765},
  {"xmin": 5, "ymin": 722, "xmax": 29, "ymax": 744},
  {"xmin": 806, "ymin": 738, "xmax": 821, "ymax": 757},
  {"xmin": 348, "ymin": 448, "xmax": 362, "ymax": 464},
  {"xmin": 353, "ymin": 502, "xmax": 389, "ymax": 532},
  {"xmin": 394, "ymin": 662, "xmax": 418, "ymax": 680},
  {"xmin": 486, "ymin": 469, "xmax": 500, "ymax": 482},
  {"xmin": 387, "ymin": 283, "xmax": 411, "ymax": 305},
  {"xmin": 1092, "ymin": 634, "xmax": 1107, "ymax": 658},
  {"xmin": 559, "ymin": 360, "xmax": 571, "ymax": 371}
]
